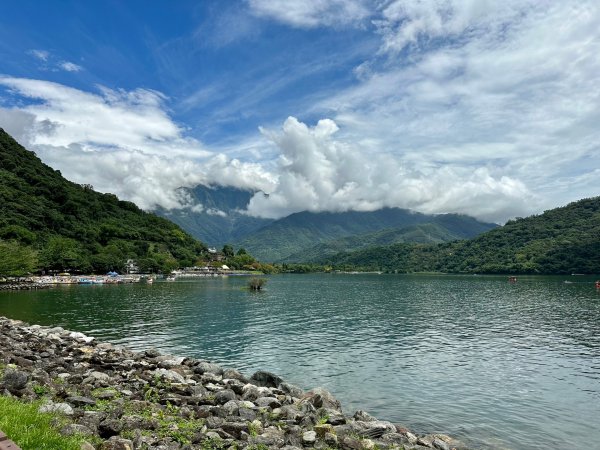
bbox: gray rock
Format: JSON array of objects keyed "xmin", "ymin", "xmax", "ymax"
[
  {"xmin": 302, "ymin": 430, "xmax": 316, "ymax": 444},
  {"xmin": 156, "ymin": 355, "xmax": 185, "ymax": 368},
  {"xmin": 223, "ymin": 368, "xmax": 248, "ymax": 382},
  {"xmin": 214, "ymin": 389, "xmax": 237, "ymax": 405},
  {"xmin": 90, "ymin": 371, "xmax": 110, "ymax": 381},
  {"xmin": 239, "ymin": 407, "xmax": 258, "ymax": 421},
  {"xmin": 221, "ymin": 422, "xmax": 248, "ymax": 439},
  {"xmin": 279, "ymin": 382, "xmax": 304, "ymax": 398},
  {"xmin": 300, "ymin": 387, "xmax": 342, "ymax": 412},
  {"xmin": 222, "ymin": 400, "xmax": 240, "ymax": 416},
  {"xmin": 354, "ymin": 410, "xmax": 377, "ymax": 422},
  {"xmin": 405, "ymin": 431, "xmax": 418, "ymax": 444},
  {"xmin": 250, "ymin": 370, "xmax": 283, "ymax": 388},
  {"xmin": 325, "ymin": 432, "xmax": 338, "ymax": 446},
  {"xmin": 99, "ymin": 418, "xmax": 124, "ymax": 438},
  {"xmin": 2, "ymin": 368, "xmax": 29, "ymax": 392},
  {"xmin": 241, "ymin": 383, "xmax": 271, "ymax": 401},
  {"xmin": 66, "ymin": 395, "xmax": 97, "ymax": 407},
  {"xmin": 153, "ymin": 368, "xmax": 186, "ymax": 384},
  {"xmin": 249, "ymin": 427, "xmax": 285, "ymax": 447},
  {"xmin": 60, "ymin": 423, "xmax": 94, "ymax": 436},
  {"xmin": 433, "ymin": 437, "xmax": 451, "ymax": 450},
  {"xmin": 194, "ymin": 361, "xmax": 224, "ymax": 375},
  {"xmin": 100, "ymin": 436, "xmax": 134, "ymax": 450},
  {"xmin": 39, "ymin": 401, "xmax": 74, "ymax": 415},
  {"xmin": 255, "ymin": 396, "xmax": 282, "ymax": 409}
]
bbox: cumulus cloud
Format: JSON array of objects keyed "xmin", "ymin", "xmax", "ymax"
[
  {"xmin": 247, "ymin": 0, "xmax": 370, "ymax": 28},
  {"xmin": 0, "ymin": 77, "xmax": 275, "ymax": 210},
  {"xmin": 59, "ymin": 61, "xmax": 83, "ymax": 72},
  {"xmin": 4, "ymin": 1, "xmax": 600, "ymax": 224},
  {"xmin": 313, "ymin": 0, "xmax": 600, "ymax": 217},
  {"xmin": 246, "ymin": 117, "xmax": 534, "ymax": 222}
]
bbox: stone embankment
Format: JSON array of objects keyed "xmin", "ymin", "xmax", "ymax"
[
  {"xmin": 0, "ymin": 317, "xmax": 466, "ymax": 450},
  {"xmin": 0, "ymin": 282, "xmax": 50, "ymax": 291}
]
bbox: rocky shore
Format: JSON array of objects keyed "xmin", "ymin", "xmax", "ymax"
[
  {"xmin": 0, "ymin": 281, "xmax": 51, "ymax": 290},
  {"xmin": 0, "ymin": 316, "xmax": 465, "ymax": 450}
]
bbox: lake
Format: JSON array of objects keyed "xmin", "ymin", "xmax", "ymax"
[{"xmin": 1, "ymin": 273, "xmax": 599, "ymax": 449}]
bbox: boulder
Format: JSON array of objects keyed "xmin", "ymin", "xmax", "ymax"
[
  {"xmin": 2, "ymin": 368, "xmax": 29, "ymax": 392},
  {"xmin": 299, "ymin": 387, "xmax": 342, "ymax": 412},
  {"xmin": 100, "ymin": 436, "xmax": 134, "ymax": 450},
  {"xmin": 250, "ymin": 370, "xmax": 283, "ymax": 388},
  {"xmin": 39, "ymin": 401, "xmax": 74, "ymax": 415}
]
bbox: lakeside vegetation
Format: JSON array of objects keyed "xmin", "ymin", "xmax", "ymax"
[{"xmin": 320, "ymin": 196, "xmax": 600, "ymax": 274}]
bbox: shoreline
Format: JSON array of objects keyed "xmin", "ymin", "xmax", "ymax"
[{"xmin": 0, "ymin": 316, "xmax": 467, "ymax": 450}]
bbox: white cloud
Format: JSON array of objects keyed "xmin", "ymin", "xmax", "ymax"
[
  {"xmin": 26, "ymin": 49, "xmax": 85, "ymax": 72},
  {"xmin": 246, "ymin": 117, "xmax": 534, "ymax": 222},
  {"xmin": 59, "ymin": 61, "xmax": 83, "ymax": 72},
  {"xmin": 0, "ymin": 77, "xmax": 275, "ymax": 211},
  {"xmin": 28, "ymin": 49, "xmax": 49, "ymax": 61},
  {"xmin": 5, "ymin": 1, "xmax": 600, "ymax": 224},
  {"xmin": 312, "ymin": 0, "xmax": 600, "ymax": 218},
  {"xmin": 247, "ymin": 0, "xmax": 370, "ymax": 28}
]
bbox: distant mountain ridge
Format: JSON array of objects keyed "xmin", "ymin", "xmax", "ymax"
[
  {"xmin": 322, "ymin": 196, "xmax": 600, "ymax": 274},
  {"xmin": 154, "ymin": 185, "xmax": 273, "ymax": 247},
  {"xmin": 234, "ymin": 208, "xmax": 498, "ymax": 262},
  {"xmin": 152, "ymin": 184, "xmax": 498, "ymax": 262},
  {"xmin": 283, "ymin": 214, "xmax": 497, "ymax": 262}
]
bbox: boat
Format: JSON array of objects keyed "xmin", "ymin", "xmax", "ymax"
[{"xmin": 166, "ymin": 275, "xmax": 176, "ymax": 282}]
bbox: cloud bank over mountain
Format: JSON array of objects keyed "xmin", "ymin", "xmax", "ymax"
[{"xmin": 1, "ymin": 1, "xmax": 599, "ymax": 223}]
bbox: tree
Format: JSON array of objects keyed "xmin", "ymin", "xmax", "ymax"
[
  {"xmin": 38, "ymin": 236, "xmax": 90, "ymax": 273},
  {"xmin": 0, "ymin": 240, "xmax": 38, "ymax": 276},
  {"xmin": 222, "ymin": 244, "xmax": 234, "ymax": 258},
  {"xmin": 236, "ymin": 247, "xmax": 247, "ymax": 255}
]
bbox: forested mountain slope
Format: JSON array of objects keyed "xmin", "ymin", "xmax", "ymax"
[
  {"xmin": 0, "ymin": 128, "xmax": 206, "ymax": 274},
  {"xmin": 284, "ymin": 214, "xmax": 497, "ymax": 262},
  {"xmin": 324, "ymin": 197, "xmax": 600, "ymax": 274},
  {"xmin": 235, "ymin": 208, "xmax": 497, "ymax": 262}
]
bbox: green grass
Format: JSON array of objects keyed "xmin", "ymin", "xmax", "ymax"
[{"xmin": 0, "ymin": 396, "xmax": 86, "ymax": 450}]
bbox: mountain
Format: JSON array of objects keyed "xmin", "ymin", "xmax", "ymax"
[
  {"xmin": 154, "ymin": 185, "xmax": 273, "ymax": 247},
  {"xmin": 284, "ymin": 214, "xmax": 497, "ymax": 262},
  {"xmin": 234, "ymin": 208, "xmax": 497, "ymax": 262},
  {"xmin": 323, "ymin": 196, "xmax": 600, "ymax": 274},
  {"xmin": 0, "ymin": 128, "xmax": 206, "ymax": 274}
]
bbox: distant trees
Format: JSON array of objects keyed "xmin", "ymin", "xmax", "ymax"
[
  {"xmin": 0, "ymin": 240, "xmax": 38, "ymax": 277},
  {"xmin": 222, "ymin": 244, "xmax": 234, "ymax": 258}
]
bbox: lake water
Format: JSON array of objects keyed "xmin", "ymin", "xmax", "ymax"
[{"xmin": 1, "ymin": 274, "xmax": 599, "ymax": 449}]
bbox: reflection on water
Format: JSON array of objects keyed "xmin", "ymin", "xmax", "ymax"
[{"xmin": 1, "ymin": 274, "xmax": 600, "ymax": 449}]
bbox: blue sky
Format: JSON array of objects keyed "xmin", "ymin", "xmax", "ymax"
[{"xmin": 1, "ymin": 1, "xmax": 599, "ymax": 222}]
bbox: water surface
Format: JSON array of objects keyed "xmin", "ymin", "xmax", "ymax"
[{"xmin": 1, "ymin": 274, "xmax": 599, "ymax": 449}]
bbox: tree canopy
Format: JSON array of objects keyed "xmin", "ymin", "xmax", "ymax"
[{"xmin": 0, "ymin": 128, "xmax": 207, "ymax": 275}]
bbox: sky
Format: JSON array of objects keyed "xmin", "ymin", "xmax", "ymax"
[{"xmin": 1, "ymin": 0, "xmax": 599, "ymax": 223}]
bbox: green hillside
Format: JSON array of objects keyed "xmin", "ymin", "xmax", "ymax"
[
  {"xmin": 155, "ymin": 185, "xmax": 272, "ymax": 247},
  {"xmin": 235, "ymin": 208, "xmax": 497, "ymax": 262},
  {"xmin": 284, "ymin": 214, "xmax": 497, "ymax": 262},
  {"xmin": 324, "ymin": 197, "xmax": 600, "ymax": 274},
  {"xmin": 0, "ymin": 128, "xmax": 207, "ymax": 275}
]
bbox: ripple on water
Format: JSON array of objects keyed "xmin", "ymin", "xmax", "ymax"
[{"xmin": 1, "ymin": 274, "xmax": 600, "ymax": 449}]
